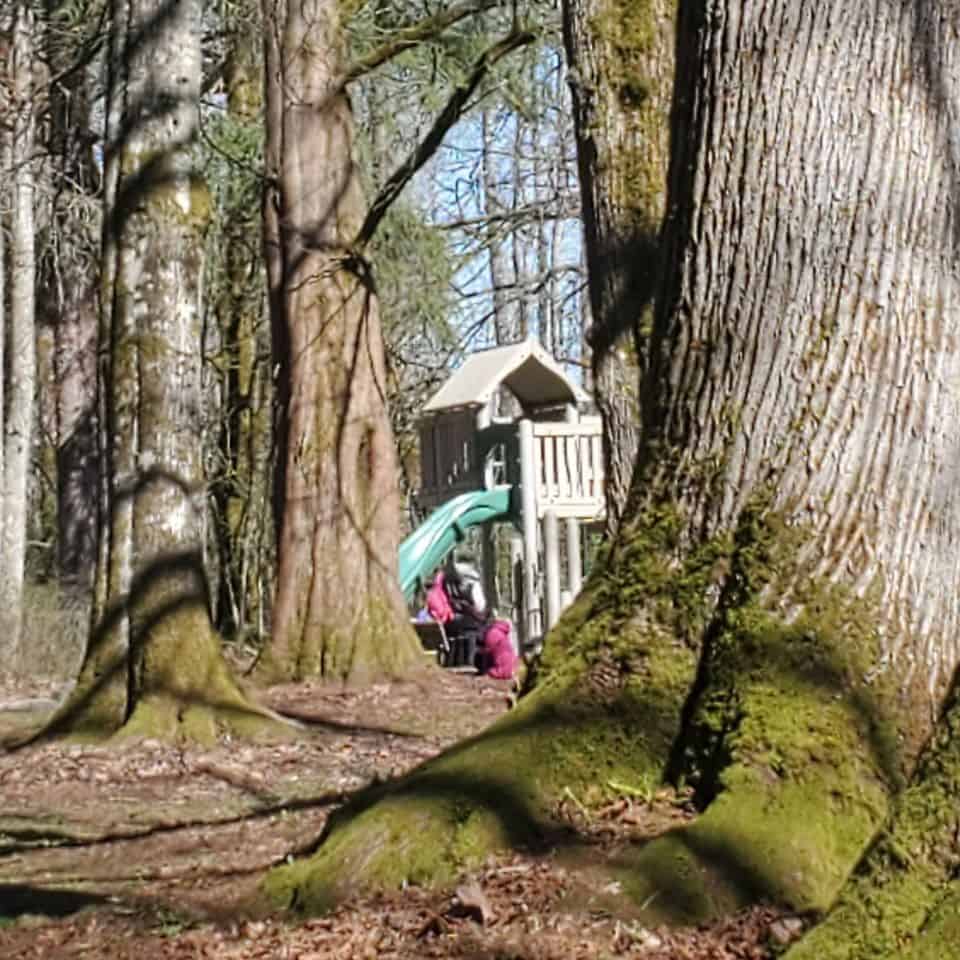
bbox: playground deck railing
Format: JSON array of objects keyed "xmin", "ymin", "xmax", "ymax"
[{"xmin": 532, "ymin": 419, "xmax": 605, "ymax": 519}]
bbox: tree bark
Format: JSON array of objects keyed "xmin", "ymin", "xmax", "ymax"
[
  {"xmin": 563, "ymin": 0, "xmax": 674, "ymax": 531},
  {"xmin": 0, "ymin": 2, "xmax": 39, "ymax": 667},
  {"xmin": 261, "ymin": 0, "xmax": 960, "ymax": 932},
  {"xmin": 259, "ymin": 0, "xmax": 422, "ymax": 684},
  {"xmin": 482, "ymin": 105, "xmax": 524, "ymax": 343},
  {"xmin": 52, "ymin": 0, "xmax": 270, "ymax": 741},
  {"xmin": 42, "ymin": 3, "xmax": 101, "ymax": 590}
]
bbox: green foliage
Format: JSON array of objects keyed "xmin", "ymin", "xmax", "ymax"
[{"xmin": 199, "ymin": 111, "xmax": 262, "ymax": 240}]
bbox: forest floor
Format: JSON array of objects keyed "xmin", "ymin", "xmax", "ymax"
[{"xmin": 0, "ymin": 665, "xmax": 797, "ymax": 959}]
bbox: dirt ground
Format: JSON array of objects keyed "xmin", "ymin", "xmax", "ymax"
[{"xmin": 0, "ymin": 668, "xmax": 799, "ymax": 959}]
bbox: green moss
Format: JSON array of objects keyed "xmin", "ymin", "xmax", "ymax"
[
  {"xmin": 615, "ymin": 502, "xmax": 899, "ymax": 925},
  {"xmin": 586, "ymin": 0, "xmax": 671, "ymax": 230},
  {"xmin": 783, "ymin": 690, "xmax": 960, "ymax": 959},
  {"xmin": 263, "ymin": 659, "xmax": 692, "ymax": 913},
  {"xmin": 289, "ymin": 593, "xmax": 424, "ymax": 685}
]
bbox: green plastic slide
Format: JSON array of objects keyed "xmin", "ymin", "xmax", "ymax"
[{"xmin": 398, "ymin": 487, "xmax": 514, "ymax": 602}]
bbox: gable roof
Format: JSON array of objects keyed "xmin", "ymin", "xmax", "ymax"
[{"xmin": 422, "ymin": 340, "xmax": 589, "ymax": 414}]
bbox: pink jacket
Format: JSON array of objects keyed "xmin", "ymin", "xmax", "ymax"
[
  {"xmin": 426, "ymin": 572, "xmax": 454, "ymax": 624},
  {"xmin": 482, "ymin": 620, "xmax": 517, "ymax": 680}
]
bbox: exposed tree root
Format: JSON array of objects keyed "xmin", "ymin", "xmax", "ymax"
[{"xmin": 784, "ymin": 686, "xmax": 960, "ymax": 959}]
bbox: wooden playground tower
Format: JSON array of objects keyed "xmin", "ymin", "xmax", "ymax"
[{"xmin": 413, "ymin": 340, "xmax": 606, "ymax": 648}]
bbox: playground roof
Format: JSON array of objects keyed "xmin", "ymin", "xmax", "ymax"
[{"xmin": 422, "ymin": 340, "xmax": 589, "ymax": 415}]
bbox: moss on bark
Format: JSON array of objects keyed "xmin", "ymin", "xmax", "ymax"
[
  {"xmin": 264, "ymin": 661, "xmax": 685, "ymax": 912},
  {"xmin": 783, "ymin": 686, "xmax": 960, "ymax": 960},
  {"xmin": 616, "ymin": 506, "xmax": 898, "ymax": 924},
  {"xmin": 262, "ymin": 501, "xmax": 908, "ymax": 923}
]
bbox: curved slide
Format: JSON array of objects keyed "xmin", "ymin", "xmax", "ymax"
[{"xmin": 398, "ymin": 487, "xmax": 514, "ymax": 602}]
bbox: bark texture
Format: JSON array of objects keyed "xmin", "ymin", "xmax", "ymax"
[
  {"xmin": 43, "ymin": 16, "xmax": 101, "ymax": 589},
  {"xmin": 53, "ymin": 0, "xmax": 268, "ymax": 741},
  {"xmin": 0, "ymin": 2, "xmax": 38, "ymax": 665},
  {"xmin": 563, "ymin": 0, "xmax": 674, "ymax": 530},
  {"xmin": 260, "ymin": 0, "xmax": 422, "ymax": 684},
  {"xmin": 262, "ymin": 0, "xmax": 960, "ymax": 932}
]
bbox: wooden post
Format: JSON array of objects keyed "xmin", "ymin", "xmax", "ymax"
[
  {"xmin": 519, "ymin": 418, "xmax": 539, "ymax": 646},
  {"xmin": 510, "ymin": 532, "xmax": 524, "ymax": 634},
  {"xmin": 544, "ymin": 509, "xmax": 561, "ymax": 631},
  {"xmin": 481, "ymin": 522, "xmax": 498, "ymax": 614},
  {"xmin": 566, "ymin": 516, "xmax": 582, "ymax": 597}
]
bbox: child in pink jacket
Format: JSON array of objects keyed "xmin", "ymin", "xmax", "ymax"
[
  {"xmin": 481, "ymin": 619, "xmax": 518, "ymax": 680},
  {"xmin": 425, "ymin": 571, "xmax": 454, "ymax": 624}
]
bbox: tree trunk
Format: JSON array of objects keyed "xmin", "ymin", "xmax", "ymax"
[
  {"xmin": 0, "ymin": 2, "xmax": 39, "ymax": 667},
  {"xmin": 43, "ymin": 6, "xmax": 101, "ymax": 590},
  {"xmin": 262, "ymin": 0, "xmax": 960, "ymax": 930},
  {"xmin": 52, "ymin": 0, "xmax": 270, "ymax": 742},
  {"xmin": 482, "ymin": 105, "xmax": 524, "ymax": 343},
  {"xmin": 259, "ymin": 0, "xmax": 422, "ymax": 684},
  {"xmin": 563, "ymin": 0, "xmax": 674, "ymax": 531}
]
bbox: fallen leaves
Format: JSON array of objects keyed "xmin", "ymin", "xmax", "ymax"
[{"xmin": 0, "ymin": 671, "xmax": 791, "ymax": 959}]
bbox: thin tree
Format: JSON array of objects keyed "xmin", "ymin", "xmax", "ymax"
[
  {"xmin": 209, "ymin": 7, "xmax": 274, "ymax": 644},
  {"xmin": 0, "ymin": 2, "xmax": 39, "ymax": 667},
  {"xmin": 43, "ymin": 0, "xmax": 103, "ymax": 589}
]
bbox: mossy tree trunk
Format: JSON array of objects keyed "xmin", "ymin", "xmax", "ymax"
[
  {"xmin": 52, "ymin": 0, "xmax": 270, "ymax": 742},
  {"xmin": 563, "ymin": 0, "xmax": 674, "ymax": 530},
  {"xmin": 785, "ymin": 678, "xmax": 960, "ymax": 959},
  {"xmin": 263, "ymin": 0, "xmax": 960, "ymax": 931},
  {"xmin": 259, "ymin": 0, "xmax": 422, "ymax": 685},
  {"xmin": 591, "ymin": 0, "xmax": 960, "ymax": 930}
]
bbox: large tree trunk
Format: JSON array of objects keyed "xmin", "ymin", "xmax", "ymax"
[
  {"xmin": 258, "ymin": 0, "xmax": 422, "ymax": 685},
  {"xmin": 261, "ymin": 0, "xmax": 960, "ymax": 930},
  {"xmin": 52, "ymin": 0, "xmax": 271, "ymax": 742},
  {"xmin": 0, "ymin": 2, "xmax": 39, "ymax": 667},
  {"xmin": 563, "ymin": 0, "xmax": 674, "ymax": 531}
]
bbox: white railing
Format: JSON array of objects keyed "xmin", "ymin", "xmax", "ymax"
[{"xmin": 532, "ymin": 419, "xmax": 605, "ymax": 518}]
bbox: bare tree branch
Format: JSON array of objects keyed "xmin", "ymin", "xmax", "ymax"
[{"xmin": 356, "ymin": 28, "xmax": 535, "ymax": 250}]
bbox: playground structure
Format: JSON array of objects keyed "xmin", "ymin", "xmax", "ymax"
[{"xmin": 398, "ymin": 340, "xmax": 606, "ymax": 650}]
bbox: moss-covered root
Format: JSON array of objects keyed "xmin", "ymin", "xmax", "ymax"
[
  {"xmin": 264, "ymin": 646, "xmax": 691, "ymax": 913},
  {"xmin": 254, "ymin": 596, "xmax": 426, "ymax": 686},
  {"xmin": 783, "ymin": 687, "xmax": 960, "ymax": 960},
  {"xmin": 616, "ymin": 608, "xmax": 895, "ymax": 926},
  {"xmin": 119, "ymin": 682, "xmax": 291, "ymax": 745}
]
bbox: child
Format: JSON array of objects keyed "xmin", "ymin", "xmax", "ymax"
[
  {"xmin": 425, "ymin": 570, "xmax": 454, "ymax": 624},
  {"xmin": 480, "ymin": 619, "xmax": 518, "ymax": 680}
]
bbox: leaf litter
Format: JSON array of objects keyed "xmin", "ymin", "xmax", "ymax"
[{"xmin": 0, "ymin": 669, "xmax": 794, "ymax": 958}]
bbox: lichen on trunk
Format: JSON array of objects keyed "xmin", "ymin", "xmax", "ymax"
[{"xmin": 49, "ymin": 0, "xmax": 275, "ymax": 744}]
